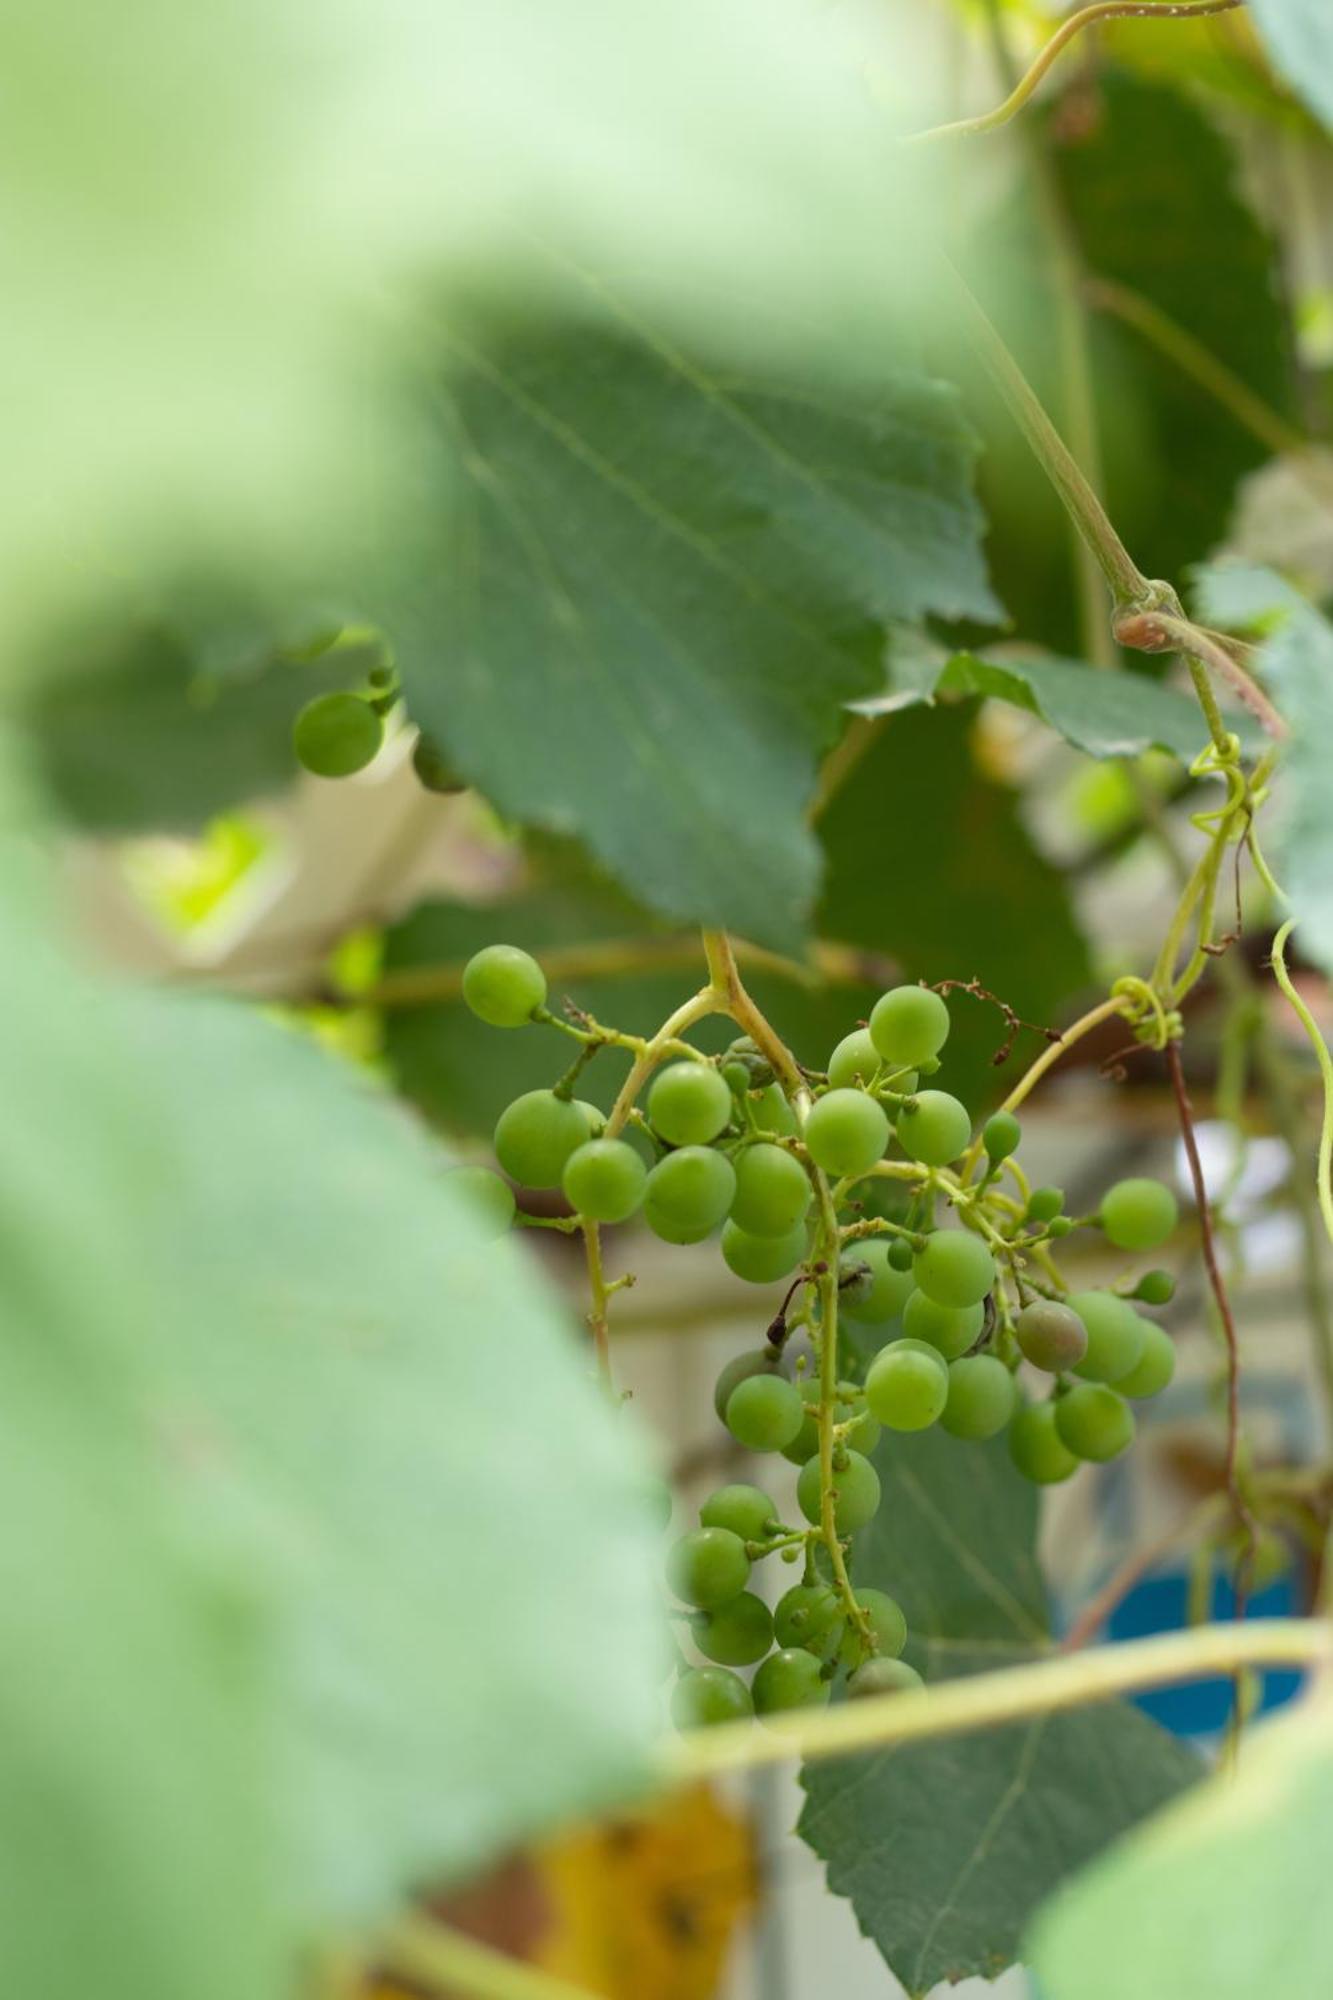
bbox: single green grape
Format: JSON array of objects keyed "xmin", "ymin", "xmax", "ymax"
[
  {"xmin": 1015, "ymin": 1299, "xmax": 1088, "ymax": 1374},
  {"xmin": 712, "ymin": 1349, "xmax": 782, "ymax": 1423},
  {"xmin": 940, "ymin": 1354, "xmax": 1017, "ymax": 1440},
  {"xmin": 896, "ymin": 1090, "xmax": 972, "ymax": 1168},
  {"xmin": 1114, "ymin": 1319, "xmax": 1176, "ymax": 1399},
  {"xmin": 443, "ymin": 1164, "xmax": 515, "ymax": 1238},
  {"xmin": 292, "ymin": 692, "xmax": 383, "ymax": 777},
  {"xmin": 1068, "ymin": 1290, "xmax": 1147, "ymax": 1385},
  {"xmin": 827, "ymin": 1027, "xmax": 881, "ymax": 1091},
  {"xmin": 647, "ymin": 1062, "xmax": 733, "ymax": 1147},
  {"xmin": 1026, "ymin": 1186, "xmax": 1065, "ymax": 1224},
  {"xmin": 804, "ymin": 1089, "xmax": 890, "ymax": 1179},
  {"xmin": 721, "ymin": 1218, "xmax": 807, "ymax": 1284},
  {"xmin": 691, "ymin": 1590, "xmax": 774, "ymax": 1666},
  {"xmin": 1047, "ymin": 1216, "xmax": 1073, "ymax": 1239},
  {"xmin": 461, "ymin": 944, "xmax": 547, "ymax": 1027},
  {"xmin": 701, "ymin": 1483, "xmax": 778, "ymax": 1541},
  {"xmin": 865, "ymin": 1339, "xmax": 948, "ymax": 1432},
  {"xmin": 903, "ymin": 1290, "xmax": 983, "ymax": 1360},
  {"xmin": 912, "ymin": 1229, "xmax": 995, "ymax": 1308},
  {"xmin": 869, "ymin": 986, "xmax": 951, "ymax": 1067},
  {"xmin": 493, "ymin": 1090, "xmax": 589, "ymax": 1188},
  {"xmin": 796, "ymin": 1450, "xmax": 881, "ymax": 1532},
  {"xmin": 847, "ymin": 1657, "xmax": 924, "ymax": 1699},
  {"xmin": 838, "ymin": 1588, "xmax": 908, "ymax": 1666},
  {"xmin": 1055, "ymin": 1383, "xmax": 1136, "ymax": 1463},
  {"xmin": 725, "ymin": 1374, "xmax": 805, "ymax": 1453},
  {"xmin": 1100, "ymin": 1176, "xmax": 1179, "ymax": 1252},
  {"xmin": 411, "ymin": 733, "xmax": 463, "ymax": 793},
  {"xmin": 774, "ymin": 1582, "xmax": 842, "ymax": 1655},
  {"xmin": 1008, "ymin": 1400, "xmax": 1079, "ymax": 1485},
  {"xmin": 665, "ymin": 1527, "xmax": 751, "ymax": 1608},
  {"xmin": 983, "ymin": 1110, "xmax": 1022, "ymax": 1162},
  {"xmin": 1134, "ymin": 1269, "xmax": 1176, "ymax": 1306},
  {"xmin": 887, "ymin": 1238, "xmax": 915, "ymax": 1273},
  {"xmin": 671, "ymin": 1666, "xmax": 753, "ymax": 1729},
  {"xmin": 753, "ymin": 1647, "xmax": 830, "ymax": 1716},
  {"xmin": 753, "ymin": 1083, "xmax": 798, "ymax": 1137},
  {"xmin": 562, "ymin": 1138, "xmax": 647, "ymax": 1223},
  {"xmin": 731, "ymin": 1142, "xmax": 813, "ymax": 1236},
  {"xmin": 643, "ymin": 1146, "xmax": 737, "ymax": 1244},
  {"xmin": 839, "ymin": 1239, "xmax": 914, "ymax": 1323}
]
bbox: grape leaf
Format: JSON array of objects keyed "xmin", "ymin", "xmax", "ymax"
[
  {"xmin": 1246, "ymin": 2, "xmax": 1333, "ymax": 132},
  {"xmin": 0, "ymin": 836, "xmax": 664, "ymax": 1987},
  {"xmin": 863, "ymin": 642, "xmax": 1242, "ymax": 761},
  {"xmin": 1029, "ymin": 1692, "xmax": 1333, "ymax": 2000},
  {"xmin": 378, "ymin": 318, "xmax": 997, "ymax": 951},
  {"xmin": 798, "ymin": 1429, "xmax": 1200, "ymax": 1997}
]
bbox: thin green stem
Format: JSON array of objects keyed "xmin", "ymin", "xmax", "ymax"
[
  {"xmin": 605, "ymin": 988, "xmax": 719, "ymax": 1136},
  {"xmin": 959, "ymin": 995, "xmax": 1133, "ymax": 1181},
  {"xmin": 665, "ymin": 1617, "xmax": 1332, "ymax": 1778},
  {"xmin": 381, "ymin": 1917, "xmax": 601, "ymax": 2000},
  {"xmin": 1270, "ymin": 921, "xmax": 1333, "ymax": 1251},
  {"xmin": 581, "ymin": 1219, "xmax": 614, "ymax": 1390}
]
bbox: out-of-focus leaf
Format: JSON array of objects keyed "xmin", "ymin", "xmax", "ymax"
[
  {"xmin": 799, "ymin": 1429, "xmax": 1200, "ymax": 1997},
  {"xmin": 1029, "ymin": 1693, "xmax": 1333, "ymax": 2000},
  {"xmin": 379, "ymin": 320, "xmax": 996, "ymax": 950}
]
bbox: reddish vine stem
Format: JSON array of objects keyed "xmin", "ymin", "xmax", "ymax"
[
  {"xmin": 1165, "ymin": 1041, "xmax": 1258, "ymax": 1593},
  {"xmin": 1060, "ymin": 1497, "xmax": 1225, "ymax": 1653}
]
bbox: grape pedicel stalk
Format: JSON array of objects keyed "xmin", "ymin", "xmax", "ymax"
[{"xmin": 453, "ymin": 939, "xmax": 1181, "ymax": 1727}]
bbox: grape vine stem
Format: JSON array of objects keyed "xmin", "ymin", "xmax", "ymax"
[
  {"xmin": 666, "ymin": 1617, "xmax": 1332, "ymax": 1779},
  {"xmin": 381, "ymin": 1916, "xmax": 600, "ymax": 2000}
]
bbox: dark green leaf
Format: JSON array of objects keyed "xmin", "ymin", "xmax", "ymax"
[
  {"xmin": 380, "ymin": 319, "xmax": 996, "ymax": 950},
  {"xmin": 798, "ymin": 1429, "xmax": 1200, "ymax": 1997}
]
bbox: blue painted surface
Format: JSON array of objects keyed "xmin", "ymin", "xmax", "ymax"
[{"xmin": 1104, "ymin": 1566, "xmax": 1305, "ymax": 1737}]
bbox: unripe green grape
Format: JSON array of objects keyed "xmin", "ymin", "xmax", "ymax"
[
  {"xmin": 575, "ymin": 1100, "xmax": 606, "ymax": 1138},
  {"xmin": 753, "ymin": 1647, "xmax": 829, "ymax": 1716},
  {"xmin": 493, "ymin": 1090, "xmax": 589, "ymax": 1188},
  {"xmin": 1055, "ymin": 1383, "xmax": 1136, "ymax": 1463},
  {"xmin": 983, "ymin": 1110, "xmax": 1022, "ymax": 1163},
  {"xmin": 292, "ymin": 691, "xmax": 383, "ymax": 777},
  {"xmin": 562, "ymin": 1138, "xmax": 647, "ymax": 1223},
  {"xmin": 887, "ymin": 1238, "xmax": 915, "ymax": 1273},
  {"xmin": 1026, "ymin": 1186, "xmax": 1065, "ymax": 1224},
  {"xmin": 691, "ymin": 1590, "xmax": 774, "ymax": 1667},
  {"xmin": 827, "ymin": 1027, "xmax": 881, "ymax": 1091},
  {"xmin": 443, "ymin": 1164, "xmax": 515, "ymax": 1238},
  {"xmin": 1008, "ymin": 1400, "xmax": 1079, "ymax": 1485},
  {"xmin": 671, "ymin": 1666, "xmax": 753, "ymax": 1729},
  {"xmin": 842, "ymin": 1403, "xmax": 882, "ymax": 1455},
  {"xmin": 753, "ymin": 1083, "xmax": 798, "ymax": 1136},
  {"xmin": 940, "ymin": 1354, "xmax": 1017, "ymax": 1440},
  {"xmin": 725, "ymin": 1036, "xmax": 774, "ymax": 1088},
  {"xmin": 839, "ymin": 1240, "xmax": 914, "ymax": 1323},
  {"xmin": 647, "ymin": 1062, "xmax": 733, "ymax": 1146},
  {"xmin": 725, "ymin": 1374, "xmax": 805, "ymax": 1452},
  {"xmin": 1115, "ymin": 1319, "xmax": 1177, "ymax": 1399},
  {"xmin": 1134, "ymin": 1269, "xmax": 1176, "ymax": 1306},
  {"xmin": 838, "ymin": 1588, "xmax": 907, "ymax": 1666},
  {"xmin": 869, "ymin": 985, "xmax": 951, "ymax": 1067},
  {"xmin": 1068, "ymin": 1290, "xmax": 1147, "ymax": 1384},
  {"xmin": 721, "ymin": 1060, "xmax": 750, "ymax": 1095},
  {"xmin": 462, "ymin": 944, "xmax": 547, "ymax": 1028},
  {"xmin": 665, "ymin": 1527, "xmax": 750, "ymax": 1608},
  {"xmin": 713, "ymin": 1348, "xmax": 782, "ymax": 1423},
  {"xmin": 804, "ymin": 1089, "xmax": 890, "ymax": 1179},
  {"xmin": 412, "ymin": 733, "xmax": 463, "ymax": 793},
  {"xmin": 865, "ymin": 1339, "xmax": 949, "ymax": 1432},
  {"xmin": 644, "ymin": 1146, "xmax": 737, "ymax": 1244},
  {"xmin": 700, "ymin": 1483, "xmax": 778, "ymax": 1542},
  {"xmin": 913, "ymin": 1229, "xmax": 995, "ymax": 1309},
  {"xmin": 1046, "ymin": 1216, "xmax": 1073, "ymax": 1239},
  {"xmin": 903, "ymin": 1290, "xmax": 984, "ymax": 1361},
  {"xmin": 1100, "ymin": 1177, "xmax": 1179, "ymax": 1252},
  {"xmin": 1015, "ymin": 1299, "xmax": 1088, "ymax": 1374},
  {"xmin": 848, "ymin": 1657, "xmax": 924, "ymax": 1698},
  {"xmin": 896, "ymin": 1091, "xmax": 972, "ymax": 1168},
  {"xmin": 721, "ymin": 1218, "xmax": 806, "ymax": 1284},
  {"xmin": 774, "ymin": 1583, "xmax": 841, "ymax": 1654},
  {"xmin": 796, "ymin": 1450, "xmax": 881, "ymax": 1532},
  {"xmin": 731, "ymin": 1142, "xmax": 813, "ymax": 1236}
]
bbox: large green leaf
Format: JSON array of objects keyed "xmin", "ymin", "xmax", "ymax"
[
  {"xmin": 379, "ymin": 320, "xmax": 996, "ymax": 951},
  {"xmin": 1247, "ymin": 2, "xmax": 1333, "ymax": 131},
  {"xmin": 1029, "ymin": 1694, "xmax": 1333, "ymax": 2000},
  {"xmin": 815, "ymin": 702, "xmax": 1094, "ymax": 1112},
  {"xmin": 798, "ymin": 1429, "xmax": 1200, "ymax": 1998},
  {"xmin": 0, "ymin": 836, "xmax": 664, "ymax": 1990}
]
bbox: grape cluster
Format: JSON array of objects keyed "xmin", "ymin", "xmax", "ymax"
[{"xmin": 453, "ymin": 946, "xmax": 1181, "ymax": 1727}]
